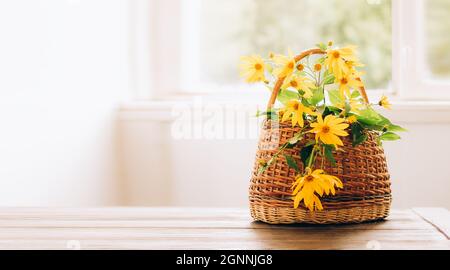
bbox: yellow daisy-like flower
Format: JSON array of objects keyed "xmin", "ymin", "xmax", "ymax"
[
  {"xmin": 282, "ymin": 74, "xmax": 315, "ymax": 98},
  {"xmin": 336, "ymin": 74, "xmax": 364, "ymax": 98},
  {"xmin": 309, "ymin": 114, "xmax": 349, "ymax": 147},
  {"xmin": 239, "ymin": 55, "xmax": 266, "ymax": 83},
  {"xmin": 325, "ymin": 46, "xmax": 359, "ymax": 78},
  {"xmin": 378, "ymin": 95, "xmax": 392, "ymax": 110},
  {"xmin": 292, "ymin": 168, "xmax": 343, "ymax": 211},
  {"xmin": 282, "ymin": 99, "xmax": 316, "ymax": 127},
  {"xmin": 273, "ymin": 51, "xmax": 296, "ymax": 78}
]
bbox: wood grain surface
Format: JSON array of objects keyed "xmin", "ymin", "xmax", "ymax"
[{"xmin": 0, "ymin": 207, "xmax": 448, "ymax": 250}]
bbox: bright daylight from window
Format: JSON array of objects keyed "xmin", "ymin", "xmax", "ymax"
[
  {"xmin": 426, "ymin": 0, "xmax": 450, "ymax": 80},
  {"xmin": 197, "ymin": 0, "xmax": 392, "ymax": 90}
]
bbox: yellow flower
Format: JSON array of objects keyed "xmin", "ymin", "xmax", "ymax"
[
  {"xmin": 309, "ymin": 114, "xmax": 349, "ymax": 147},
  {"xmin": 268, "ymin": 52, "xmax": 275, "ymax": 59},
  {"xmin": 336, "ymin": 97, "xmax": 365, "ymax": 114},
  {"xmin": 346, "ymin": 115, "xmax": 357, "ymax": 124},
  {"xmin": 282, "ymin": 99, "xmax": 316, "ymax": 127},
  {"xmin": 325, "ymin": 46, "xmax": 359, "ymax": 78},
  {"xmin": 239, "ymin": 55, "xmax": 266, "ymax": 83},
  {"xmin": 292, "ymin": 168, "xmax": 343, "ymax": 211},
  {"xmin": 378, "ymin": 95, "xmax": 392, "ymax": 110},
  {"xmin": 273, "ymin": 50, "xmax": 296, "ymax": 78},
  {"xmin": 282, "ymin": 74, "xmax": 315, "ymax": 98},
  {"xmin": 336, "ymin": 74, "xmax": 364, "ymax": 98}
]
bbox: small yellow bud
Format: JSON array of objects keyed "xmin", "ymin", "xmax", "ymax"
[
  {"xmin": 314, "ymin": 63, "xmax": 322, "ymax": 72},
  {"xmin": 346, "ymin": 115, "xmax": 357, "ymax": 124},
  {"xmin": 258, "ymin": 159, "xmax": 267, "ymax": 167}
]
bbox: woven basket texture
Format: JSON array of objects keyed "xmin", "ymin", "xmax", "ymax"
[{"xmin": 249, "ymin": 119, "xmax": 392, "ymax": 224}]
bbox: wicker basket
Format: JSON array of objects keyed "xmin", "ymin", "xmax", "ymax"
[{"xmin": 249, "ymin": 49, "xmax": 392, "ymax": 224}]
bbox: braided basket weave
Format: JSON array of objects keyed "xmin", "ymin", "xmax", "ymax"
[{"xmin": 249, "ymin": 49, "xmax": 392, "ymax": 224}]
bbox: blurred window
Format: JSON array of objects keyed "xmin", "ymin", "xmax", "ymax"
[
  {"xmin": 181, "ymin": 0, "xmax": 392, "ymax": 92},
  {"xmin": 425, "ymin": 0, "xmax": 450, "ymax": 80}
]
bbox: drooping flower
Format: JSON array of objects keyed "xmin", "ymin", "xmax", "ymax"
[
  {"xmin": 378, "ymin": 95, "xmax": 392, "ymax": 110},
  {"xmin": 282, "ymin": 99, "xmax": 316, "ymax": 127},
  {"xmin": 239, "ymin": 55, "xmax": 266, "ymax": 83},
  {"xmin": 336, "ymin": 74, "xmax": 364, "ymax": 98},
  {"xmin": 309, "ymin": 114, "xmax": 349, "ymax": 147},
  {"xmin": 336, "ymin": 96, "xmax": 365, "ymax": 114},
  {"xmin": 325, "ymin": 46, "xmax": 360, "ymax": 78},
  {"xmin": 282, "ymin": 74, "xmax": 315, "ymax": 98},
  {"xmin": 273, "ymin": 50, "xmax": 296, "ymax": 78},
  {"xmin": 292, "ymin": 168, "xmax": 343, "ymax": 211}
]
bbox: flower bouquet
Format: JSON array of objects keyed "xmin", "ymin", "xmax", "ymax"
[{"xmin": 241, "ymin": 42, "xmax": 405, "ymax": 224}]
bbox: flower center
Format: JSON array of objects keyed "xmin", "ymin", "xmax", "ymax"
[
  {"xmin": 314, "ymin": 64, "xmax": 322, "ymax": 71},
  {"xmin": 333, "ymin": 51, "xmax": 340, "ymax": 59},
  {"xmin": 305, "ymin": 175, "xmax": 314, "ymax": 182},
  {"xmin": 293, "ymin": 103, "xmax": 299, "ymax": 110},
  {"xmin": 321, "ymin": 125, "xmax": 330, "ymax": 133},
  {"xmin": 290, "ymin": 80, "xmax": 298, "ymax": 88},
  {"xmin": 340, "ymin": 77, "xmax": 348, "ymax": 85},
  {"xmin": 254, "ymin": 63, "xmax": 263, "ymax": 70},
  {"xmin": 297, "ymin": 64, "xmax": 304, "ymax": 71},
  {"xmin": 287, "ymin": 62, "xmax": 294, "ymax": 69}
]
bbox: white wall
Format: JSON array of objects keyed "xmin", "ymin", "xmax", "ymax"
[
  {"xmin": 0, "ymin": 0, "xmax": 129, "ymax": 206},
  {"xmin": 119, "ymin": 102, "xmax": 450, "ymax": 209}
]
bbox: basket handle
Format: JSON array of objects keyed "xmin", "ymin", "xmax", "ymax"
[{"xmin": 266, "ymin": 48, "xmax": 369, "ymax": 110}]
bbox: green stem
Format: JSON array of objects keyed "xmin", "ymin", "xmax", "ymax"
[{"xmin": 307, "ymin": 144, "xmax": 317, "ymax": 169}]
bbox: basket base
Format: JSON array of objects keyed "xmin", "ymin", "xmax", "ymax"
[{"xmin": 250, "ymin": 204, "xmax": 390, "ymax": 225}]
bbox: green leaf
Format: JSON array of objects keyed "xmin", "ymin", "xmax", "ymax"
[
  {"xmin": 379, "ymin": 132, "xmax": 401, "ymax": 141},
  {"xmin": 354, "ymin": 134, "xmax": 368, "ymax": 146},
  {"xmin": 316, "ymin": 43, "xmax": 327, "ymax": 51},
  {"xmin": 326, "ymin": 106, "xmax": 342, "ymax": 114},
  {"xmin": 323, "ymin": 75, "xmax": 335, "ymax": 85},
  {"xmin": 357, "ymin": 108, "xmax": 390, "ymax": 127},
  {"xmin": 265, "ymin": 110, "xmax": 278, "ymax": 121},
  {"xmin": 351, "ymin": 123, "xmax": 368, "ymax": 146},
  {"xmin": 322, "ymin": 106, "xmax": 337, "ymax": 117},
  {"xmin": 316, "ymin": 57, "xmax": 326, "ymax": 64},
  {"xmin": 328, "ymin": 89, "xmax": 342, "ymax": 106},
  {"xmin": 323, "ymin": 145, "xmax": 336, "ymax": 167},
  {"xmin": 309, "ymin": 88, "xmax": 325, "ymax": 106},
  {"xmin": 351, "ymin": 90, "xmax": 361, "ymax": 99},
  {"xmin": 284, "ymin": 154, "xmax": 300, "ymax": 173},
  {"xmin": 300, "ymin": 145, "xmax": 314, "ymax": 167},
  {"xmin": 386, "ymin": 124, "xmax": 408, "ymax": 132},
  {"xmin": 277, "ymin": 89, "xmax": 299, "ymax": 105},
  {"xmin": 288, "ymin": 132, "xmax": 303, "ymax": 145}
]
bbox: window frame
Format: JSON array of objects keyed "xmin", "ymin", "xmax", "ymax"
[
  {"xmin": 393, "ymin": 0, "xmax": 450, "ymax": 100},
  {"xmin": 131, "ymin": 0, "xmax": 450, "ymax": 101}
]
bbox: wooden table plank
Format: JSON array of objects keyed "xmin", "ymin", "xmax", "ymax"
[
  {"xmin": 0, "ymin": 239, "xmax": 448, "ymax": 250},
  {"xmin": 0, "ymin": 207, "xmax": 447, "ymax": 250},
  {"xmin": 413, "ymin": 208, "xmax": 450, "ymax": 239}
]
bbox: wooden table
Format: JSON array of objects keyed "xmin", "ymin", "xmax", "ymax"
[{"xmin": 0, "ymin": 207, "xmax": 448, "ymax": 250}]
